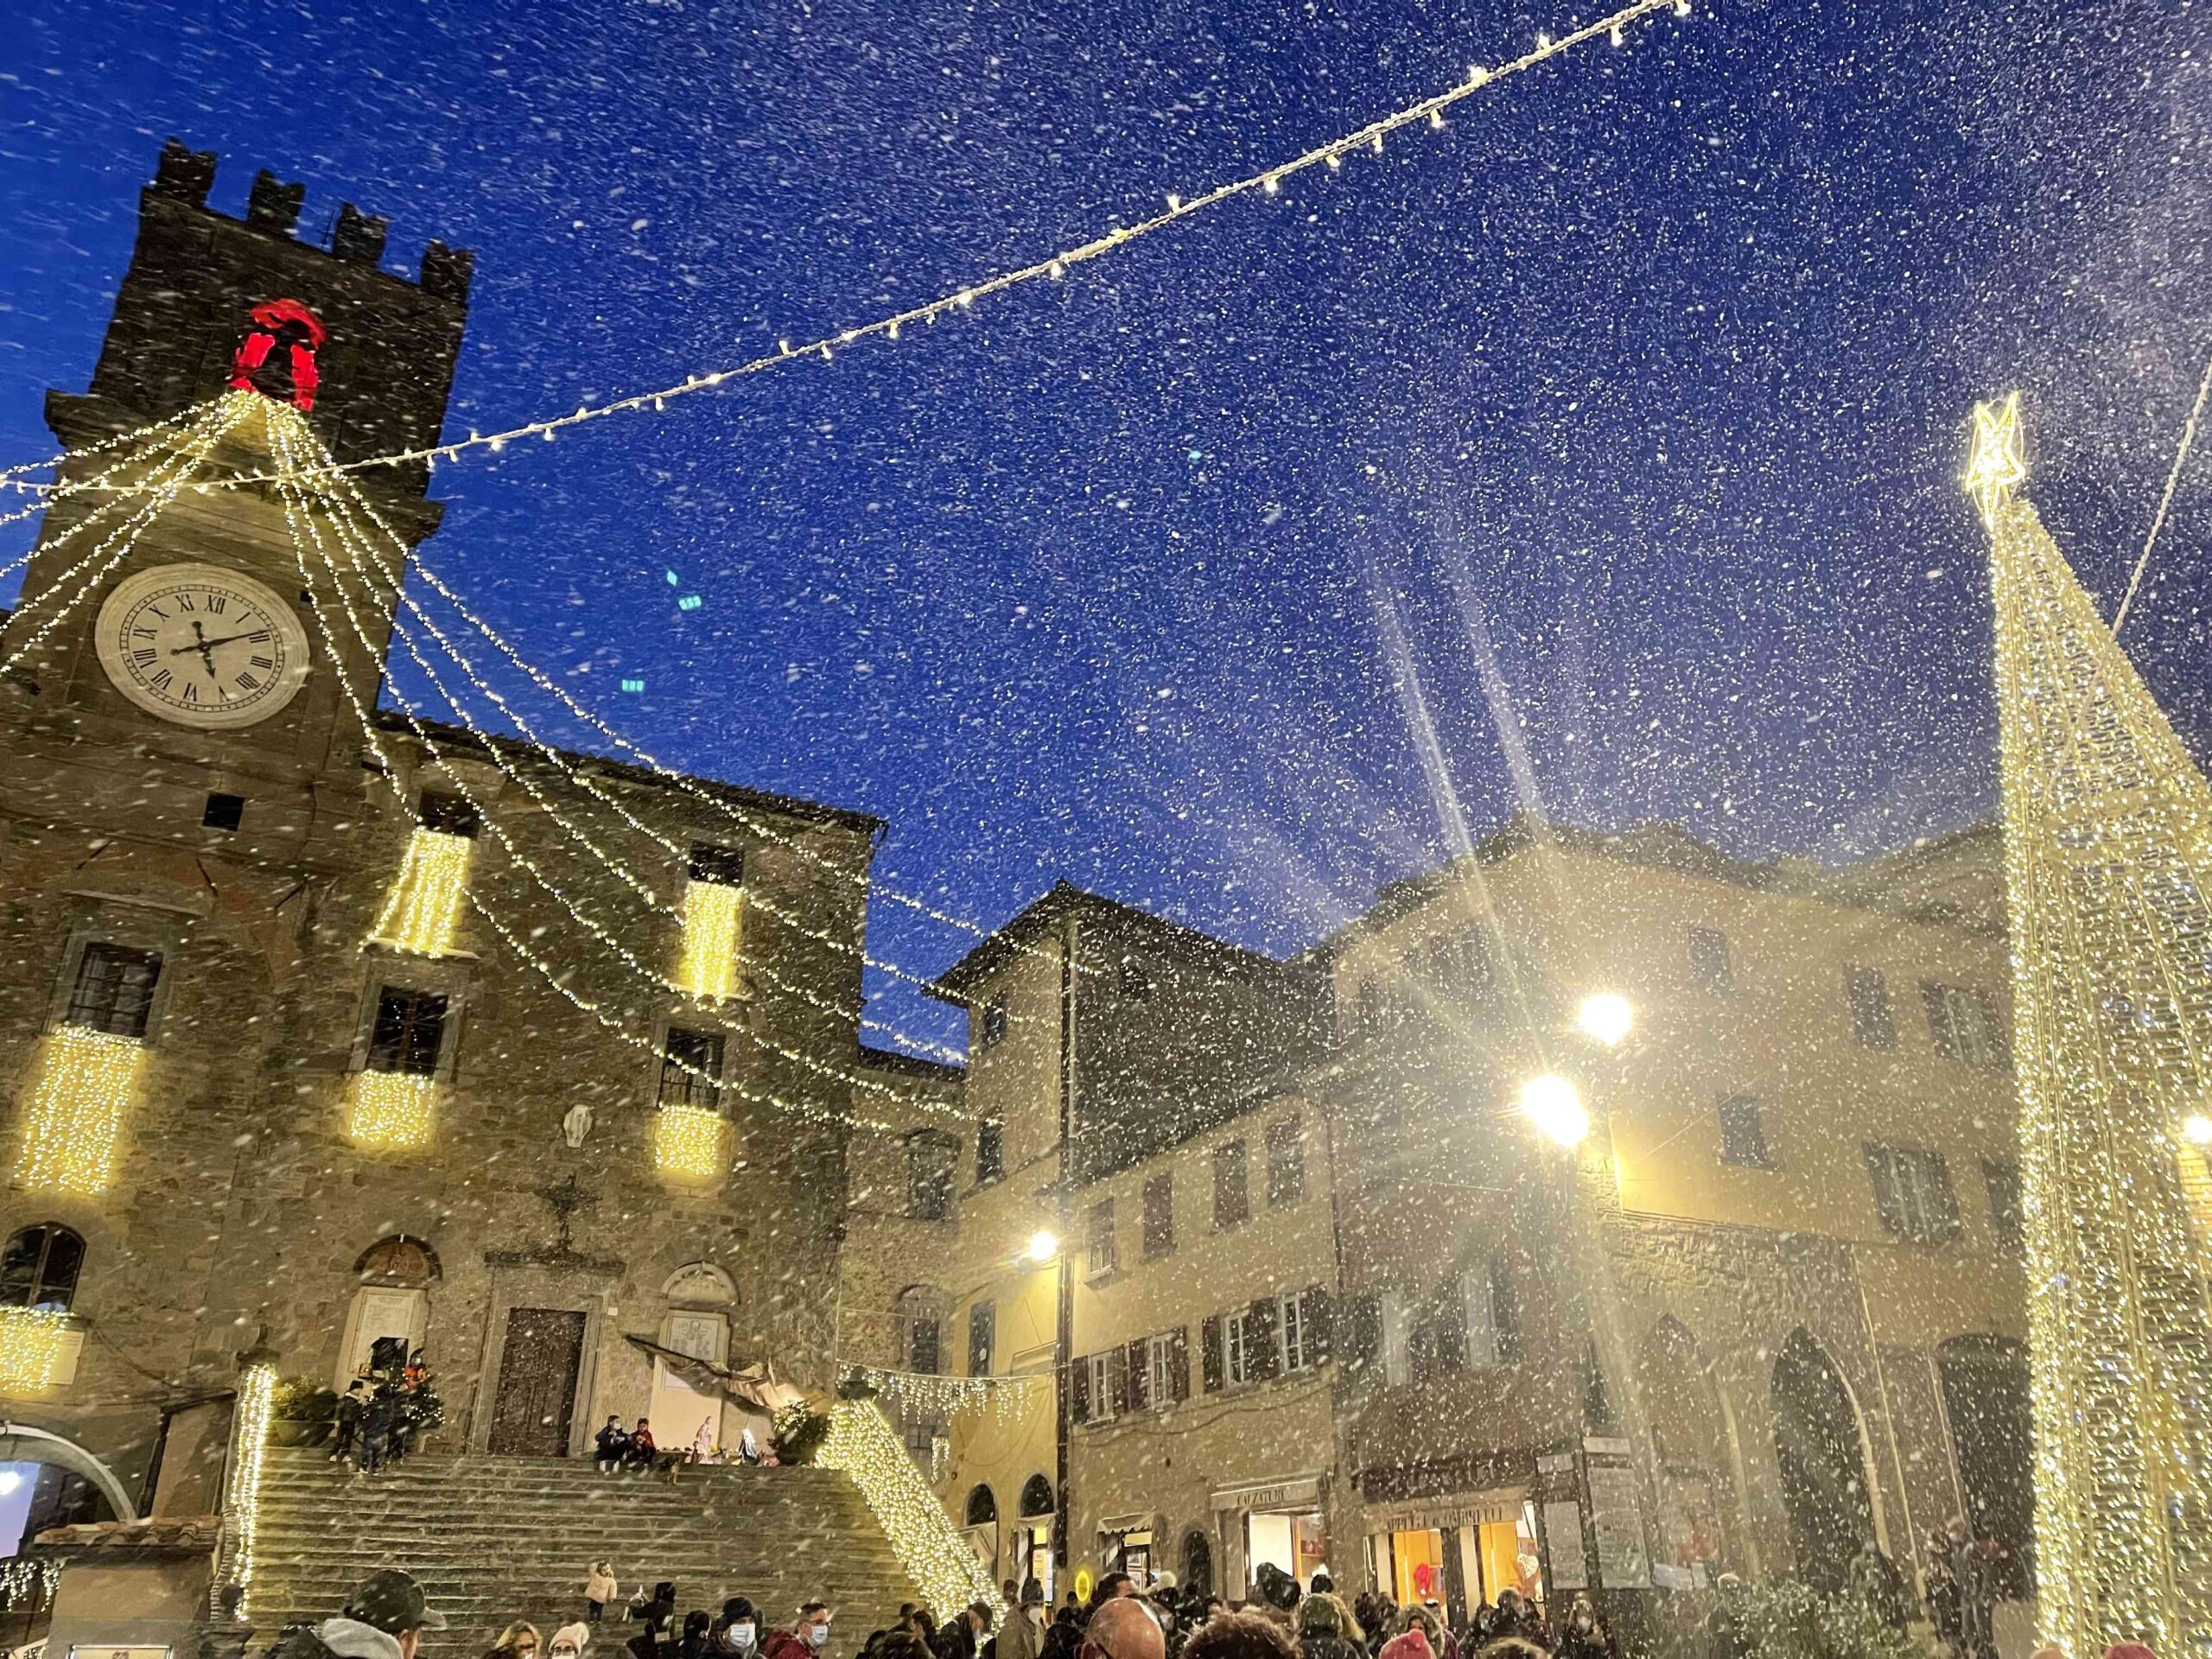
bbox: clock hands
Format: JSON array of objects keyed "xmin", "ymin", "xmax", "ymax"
[{"xmin": 169, "ymin": 621, "xmax": 264, "ymax": 680}]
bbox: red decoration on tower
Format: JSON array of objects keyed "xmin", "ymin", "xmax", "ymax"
[{"xmin": 229, "ymin": 297, "xmax": 327, "ymax": 411}]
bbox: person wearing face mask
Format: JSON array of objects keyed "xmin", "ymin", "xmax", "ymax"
[
  {"xmin": 995, "ymin": 1580, "xmax": 1046, "ymax": 1659},
  {"xmin": 715, "ymin": 1598, "xmax": 763, "ymax": 1659},
  {"xmin": 765, "ymin": 1605, "xmax": 834, "ymax": 1659},
  {"xmin": 1553, "ymin": 1597, "xmax": 1612, "ymax": 1659},
  {"xmin": 550, "ymin": 1627, "xmax": 592, "ymax": 1659}
]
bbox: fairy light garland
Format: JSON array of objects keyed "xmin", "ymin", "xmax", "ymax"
[
  {"xmin": 0, "ymin": 402, "xmax": 202, "ymax": 499},
  {"xmin": 280, "ymin": 417, "xmax": 976, "ymax": 1108},
  {"xmin": 16, "ymin": 1025, "xmax": 147, "ymax": 1194},
  {"xmin": 225, "ymin": 1360, "xmax": 276, "ymax": 1617},
  {"xmin": 370, "ymin": 828, "xmax": 476, "ymax": 957},
  {"xmin": 1970, "ymin": 392, "xmax": 2212, "ymax": 1657},
  {"xmin": 852, "ymin": 1364, "xmax": 1040, "ymax": 1425},
  {"xmin": 817, "ymin": 1398, "xmax": 1002, "ymax": 1624},
  {"xmin": 0, "ymin": 397, "xmax": 245, "ymax": 679},
  {"xmin": 0, "ymin": 1557, "xmax": 60, "ymax": 1606},
  {"xmin": 0, "ymin": 1307, "xmax": 76, "ymax": 1396},
  {"xmin": 268, "ymin": 421, "xmax": 896, "ymax": 1138},
  {"xmin": 652, "ymin": 1103, "xmax": 731, "ymax": 1179},
  {"xmin": 2112, "ymin": 344, "xmax": 2212, "ymax": 636},
  {"xmin": 346, "ymin": 1071, "xmax": 439, "ymax": 1149}
]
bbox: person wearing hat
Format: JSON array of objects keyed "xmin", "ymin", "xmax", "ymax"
[
  {"xmin": 713, "ymin": 1598, "xmax": 761, "ymax": 1659},
  {"xmin": 264, "ymin": 1569, "xmax": 448, "ymax": 1659}
]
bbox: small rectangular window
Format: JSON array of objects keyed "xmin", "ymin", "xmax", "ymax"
[
  {"xmin": 1717, "ymin": 1095, "xmax": 1775, "ymax": 1169},
  {"xmin": 66, "ymin": 943, "xmax": 163, "ymax": 1039},
  {"xmin": 1865, "ymin": 1143, "xmax": 1961, "ymax": 1243},
  {"xmin": 416, "ymin": 791, "xmax": 481, "ymax": 839},
  {"xmin": 367, "ymin": 988, "xmax": 448, "ymax": 1076},
  {"xmin": 1923, "ymin": 982, "xmax": 2008, "ymax": 1070},
  {"xmin": 968, "ymin": 1300, "xmax": 995, "ymax": 1377},
  {"xmin": 658, "ymin": 1026, "xmax": 725, "ymax": 1110},
  {"xmin": 1688, "ymin": 926, "xmax": 1733, "ymax": 993},
  {"xmin": 1086, "ymin": 1198, "xmax": 1119, "ymax": 1277},
  {"xmin": 1147, "ymin": 1331, "xmax": 1185, "ymax": 1406},
  {"xmin": 1213, "ymin": 1139, "xmax": 1250, "ymax": 1231},
  {"xmin": 1266, "ymin": 1117, "xmax": 1306, "ymax": 1208},
  {"xmin": 979, "ymin": 995, "xmax": 1009, "ymax": 1051},
  {"xmin": 1142, "ymin": 1173, "xmax": 1175, "ymax": 1259},
  {"xmin": 907, "ymin": 1134, "xmax": 958, "ymax": 1221},
  {"xmin": 688, "ymin": 842, "xmax": 745, "ymax": 887},
  {"xmin": 1982, "ymin": 1157, "xmax": 2024, "ymax": 1254},
  {"xmin": 1087, "ymin": 1351, "xmax": 1116, "ymax": 1421},
  {"xmin": 976, "ymin": 1120, "xmax": 1006, "ymax": 1185},
  {"xmin": 201, "ymin": 792, "xmax": 246, "ymax": 832},
  {"xmin": 1847, "ymin": 967, "xmax": 1896, "ymax": 1050},
  {"xmin": 1280, "ymin": 1290, "xmax": 1313, "ymax": 1373}
]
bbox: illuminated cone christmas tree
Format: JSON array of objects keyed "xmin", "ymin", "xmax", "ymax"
[{"xmin": 1971, "ymin": 393, "xmax": 2212, "ymax": 1658}]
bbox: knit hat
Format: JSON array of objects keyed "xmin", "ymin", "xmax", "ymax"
[{"xmin": 550, "ymin": 1625, "xmax": 591, "ymax": 1656}]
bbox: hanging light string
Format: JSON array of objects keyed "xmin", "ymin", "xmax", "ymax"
[
  {"xmin": 2112, "ymin": 343, "xmax": 2212, "ymax": 637},
  {"xmin": 0, "ymin": 399, "xmax": 246, "ymax": 678},
  {"xmin": 0, "ymin": 409, "xmax": 219, "ymax": 550},
  {"xmin": 268, "ymin": 416, "xmax": 898, "ymax": 1138},
  {"xmin": 275, "ymin": 416, "xmax": 963, "ymax": 1122},
  {"xmin": 65, "ymin": 0, "xmax": 1687, "ymax": 504},
  {"xmin": 0, "ymin": 404, "xmax": 203, "ymax": 499},
  {"xmin": 312, "ymin": 446, "xmax": 1081, "ymax": 985}
]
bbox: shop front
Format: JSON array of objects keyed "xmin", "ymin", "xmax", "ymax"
[
  {"xmin": 1211, "ymin": 1474, "xmax": 1329, "ymax": 1598},
  {"xmin": 1099, "ymin": 1513, "xmax": 1156, "ymax": 1584},
  {"xmin": 1364, "ymin": 1490, "xmax": 1543, "ymax": 1624}
]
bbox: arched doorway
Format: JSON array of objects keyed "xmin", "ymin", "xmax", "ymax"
[
  {"xmin": 1183, "ymin": 1529, "xmax": 1215, "ymax": 1597},
  {"xmin": 964, "ymin": 1484, "xmax": 1001, "ymax": 1581},
  {"xmin": 1016, "ymin": 1473, "xmax": 1056, "ymax": 1599},
  {"xmin": 1770, "ymin": 1328, "xmax": 1874, "ymax": 1591},
  {"xmin": 1937, "ymin": 1335, "xmax": 2033, "ymax": 1598},
  {"xmin": 1637, "ymin": 1316, "xmax": 1736, "ymax": 1574}
]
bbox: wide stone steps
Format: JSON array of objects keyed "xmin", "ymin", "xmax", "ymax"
[{"xmin": 246, "ymin": 1448, "xmax": 925, "ymax": 1659}]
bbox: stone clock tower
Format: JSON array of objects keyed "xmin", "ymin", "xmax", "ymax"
[{"xmin": 6, "ymin": 137, "xmax": 471, "ymax": 809}]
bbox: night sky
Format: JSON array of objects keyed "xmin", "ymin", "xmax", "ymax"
[{"xmin": 0, "ymin": 0, "xmax": 2203, "ymax": 1054}]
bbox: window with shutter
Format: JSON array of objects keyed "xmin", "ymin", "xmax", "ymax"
[
  {"xmin": 1246, "ymin": 1296, "xmax": 1280, "ymax": 1382},
  {"xmin": 1071, "ymin": 1351, "xmax": 1091, "ymax": 1422},
  {"xmin": 976, "ymin": 1120, "xmax": 1006, "ymax": 1185},
  {"xmin": 1306, "ymin": 1286, "xmax": 1333, "ymax": 1364},
  {"xmin": 1085, "ymin": 1351, "xmax": 1116, "ymax": 1421},
  {"xmin": 1201, "ymin": 1316, "xmax": 1224, "ymax": 1392},
  {"xmin": 659, "ymin": 1026, "xmax": 725, "ymax": 1109},
  {"xmin": 1126, "ymin": 1338, "xmax": 1151, "ymax": 1412},
  {"xmin": 1717, "ymin": 1095, "xmax": 1775, "ymax": 1169},
  {"xmin": 1142, "ymin": 1174, "xmax": 1174, "ymax": 1259},
  {"xmin": 1689, "ymin": 926, "xmax": 1733, "ymax": 992},
  {"xmin": 1866, "ymin": 1142, "xmax": 1960, "ymax": 1242},
  {"xmin": 1165, "ymin": 1327, "xmax": 1190, "ymax": 1402},
  {"xmin": 1107, "ymin": 1347, "xmax": 1130, "ymax": 1416},
  {"xmin": 1086, "ymin": 1199, "xmax": 1119, "ymax": 1276},
  {"xmin": 1463, "ymin": 1273, "xmax": 1501, "ymax": 1369},
  {"xmin": 1490, "ymin": 1255, "xmax": 1522, "ymax": 1363},
  {"xmin": 1847, "ymin": 967, "xmax": 1896, "ymax": 1049},
  {"xmin": 369, "ymin": 988, "xmax": 448, "ymax": 1076},
  {"xmin": 968, "ymin": 1301, "xmax": 995, "ymax": 1376},
  {"xmin": 1224, "ymin": 1310, "xmax": 1251, "ymax": 1387},
  {"xmin": 1983, "ymin": 1157, "xmax": 2024, "ymax": 1253},
  {"xmin": 1923, "ymin": 982, "xmax": 2008, "ymax": 1069},
  {"xmin": 1266, "ymin": 1117, "xmax": 1306, "ymax": 1208},
  {"xmin": 66, "ymin": 943, "xmax": 164, "ymax": 1039},
  {"xmin": 1348, "ymin": 1294, "xmax": 1382, "ymax": 1371}
]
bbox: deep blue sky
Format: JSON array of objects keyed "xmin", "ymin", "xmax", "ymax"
[{"xmin": 0, "ymin": 0, "xmax": 2204, "ymax": 1054}]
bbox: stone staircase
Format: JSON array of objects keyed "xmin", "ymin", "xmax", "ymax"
[{"xmin": 246, "ymin": 1448, "xmax": 925, "ymax": 1659}]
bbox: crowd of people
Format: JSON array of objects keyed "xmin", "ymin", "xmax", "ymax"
[
  {"xmin": 327, "ymin": 1352, "xmax": 446, "ymax": 1476},
  {"xmin": 590, "ymin": 1416, "xmax": 768, "ymax": 1478}
]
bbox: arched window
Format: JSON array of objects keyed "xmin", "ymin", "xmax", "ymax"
[
  {"xmin": 1020, "ymin": 1473, "xmax": 1055, "ymax": 1517},
  {"xmin": 1770, "ymin": 1327, "xmax": 1875, "ymax": 1592},
  {"xmin": 966, "ymin": 1484, "xmax": 999, "ymax": 1527},
  {"xmin": 1182, "ymin": 1529, "xmax": 1214, "ymax": 1598},
  {"xmin": 0, "ymin": 1225, "xmax": 85, "ymax": 1312}
]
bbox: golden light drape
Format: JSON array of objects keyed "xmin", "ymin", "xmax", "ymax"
[
  {"xmin": 16, "ymin": 1026, "xmax": 145, "ymax": 1193},
  {"xmin": 369, "ymin": 828, "xmax": 474, "ymax": 957},
  {"xmin": 674, "ymin": 879, "xmax": 744, "ymax": 1002},
  {"xmin": 346, "ymin": 1071, "xmax": 437, "ymax": 1149},
  {"xmin": 652, "ymin": 1103, "xmax": 728, "ymax": 1179},
  {"xmin": 1973, "ymin": 394, "xmax": 2212, "ymax": 1657}
]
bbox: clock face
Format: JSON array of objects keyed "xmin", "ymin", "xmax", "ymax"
[{"xmin": 92, "ymin": 564, "xmax": 313, "ymax": 730}]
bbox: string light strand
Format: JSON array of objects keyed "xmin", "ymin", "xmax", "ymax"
[{"xmin": 2112, "ymin": 343, "xmax": 2212, "ymax": 636}]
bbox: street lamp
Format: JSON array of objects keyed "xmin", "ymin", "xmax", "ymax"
[
  {"xmin": 1026, "ymin": 1230, "xmax": 1060, "ymax": 1264},
  {"xmin": 1520, "ymin": 1073, "xmax": 1590, "ymax": 1148},
  {"xmin": 1575, "ymin": 992, "xmax": 1635, "ymax": 1048},
  {"xmin": 2185, "ymin": 1115, "xmax": 2212, "ymax": 1148}
]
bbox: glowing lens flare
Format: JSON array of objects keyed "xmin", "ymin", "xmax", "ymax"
[
  {"xmin": 1520, "ymin": 1074, "xmax": 1589, "ymax": 1147},
  {"xmin": 1574, "ymin": 991, "xmax": 1634, "ymax": 1047},
  {"xmin": 1026, "ymin": 1230, "xmax": 1059, "ymax": 1264}
]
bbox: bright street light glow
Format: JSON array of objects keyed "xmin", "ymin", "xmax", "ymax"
[
  {"xmin": 0, "ymin": 1472, "xmax": 20, "ymax": 1497},
  {"xmin": 2185, "ymin": 1114, "xmax": 2212, "ymax": 1148},
  {"xmin": 1521, "ymin": 1074, "xmax": 1590, "ymax": 1147},
  {"xmin": 1026, "ymin": 1230, "xmax": 1059, "ymax": 1263},
  {"xmin": 1576, "ymin": 991, "xmax": 1635, "ymax": 1047}
]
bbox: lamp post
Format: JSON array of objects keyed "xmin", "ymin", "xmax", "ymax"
[{"xmin": 1522, "ymin": 994, "xmax": 1667, "ymax": 1646}]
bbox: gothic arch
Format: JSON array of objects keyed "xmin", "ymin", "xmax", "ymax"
[
  {"xmin": 663, "ymin": 1262, "xmax": 737, "ymax": 1306},
  {"xmin": 966, "ymin": 1484, "xmax": 999, "ymax": 1526},
  {"xmin": 1770, "ymin": 1327, "xmax": 1875, "ymax": 1592},
  {"xmin": 353, "ymin": 1234, "xmax": 439, "ymax": 1284},
  {"xmin": 1020, "ymin": 1473, "xmax": 1055, "ymax": 1517}
]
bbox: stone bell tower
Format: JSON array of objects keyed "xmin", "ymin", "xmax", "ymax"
[{"xmin": 5, "ymin": 139, "xmax": 474, "ymax": 791}]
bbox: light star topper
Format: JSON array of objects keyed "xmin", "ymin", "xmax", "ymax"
[{"xmin": 1964, "ymin": 391, "xmax": 2027, "ymax": 527}]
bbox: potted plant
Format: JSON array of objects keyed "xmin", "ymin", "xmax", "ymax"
[{"xmin": 269, "ymin": 1377, "xmax": 338, "ymax": 1447}]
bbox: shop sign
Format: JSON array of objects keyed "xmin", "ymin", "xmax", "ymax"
[
  {"xmin": 1581, "ymin": 1436, "xmax": 1631, "ymax": 1457},
  {"xmin": 1587, "ymin": 1465, "xmax": 1651, "ymax": 1589},
  {"xmin": 1211, "ymin": 1477, "xmax": 1321, "ymax": 1512},
  {"xmin": 1535, "ymin": 1453, "xmax": 1576, "ymax": 1476},
  {"xmin": 1369, "ymin": 1489, "xmax": 1523, "ymax": 1534},
  {"xmin": 1541, "ymin": 1500, "xmax": 1588, "ymax": 1592}
]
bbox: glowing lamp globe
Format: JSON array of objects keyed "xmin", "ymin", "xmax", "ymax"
[
  {"xmin": 2185, "ymin": 1114, "xmax": 2212, "ymax": 1148},
  {"xmin": 1575, "ymin": 992, "xmax": 1634, "ymax": 1048},
  {"xmin": 1026, "ymin": 1230, "xmax": 1059, "ymax": 1264},
  {"xmin": 1520, "ymin": 1074, "xmax": 1589, "ymax": 1147}
]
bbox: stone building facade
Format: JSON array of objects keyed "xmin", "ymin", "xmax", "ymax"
[{"xmin": 0, "ymin": 145, "xmax": 899, "ymax": 1532}]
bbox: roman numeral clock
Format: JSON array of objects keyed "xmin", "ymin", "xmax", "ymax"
[{"xmin": 93, "ymin": 563, "xmax": 312, "ymax": 729}]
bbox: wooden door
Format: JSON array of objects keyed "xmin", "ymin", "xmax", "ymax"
[{"xmin": 488, "ymin": 1308, "xmax": 587, "ymax": 1456}]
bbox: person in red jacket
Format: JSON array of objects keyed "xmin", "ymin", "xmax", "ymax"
[{"xmin": 763, "ymin": 1605, "xmax": 832, "ymax": 1659}]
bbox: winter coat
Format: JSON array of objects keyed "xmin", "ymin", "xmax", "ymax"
[
  {"xmin": 935, "ymin": 1622, "xmax": 977, "ymax": 1659},
  {"xmin": 596, "ymin": 1426, "xmax": 631, "ymax": 1460},
  {"xmin": 266, "ymin": 1620, "xmax": 404, "ymax": 1659},
  {"xmin": 761, "ymin": 1632, "xmax": 809, "ymax": 1659},
  {"xmin": 1300, "ymin": 1633, "xmax": 1364, "ymax": 1659},
  {"xmin": 589, "ymin": 1570, "xmax": 620, "ymax": 1605},
  {"xmin": 995, "ymin": 1610, "xmax": 1046, "ymax": 1659},
  {"xmin": 1555, "ymin": 1624, "xmax": 1612, "ymax": 1659},
  {"xmin": 1378, "ymin": 1633, "xmax": 1433, "ymax": 1659}
]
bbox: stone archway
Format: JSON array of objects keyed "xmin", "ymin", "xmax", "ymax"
[
  {"xmin": 1770, "ymin": 1327, "xmax": 1875, "ymax": 1591},
  {"xmin": 335, "ymin": 1234, "xmax": 439, "ymax": 1388},
  {"xmin": 0, "ymin": 1423, "xmax": 136, "ymax": 1525}
]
